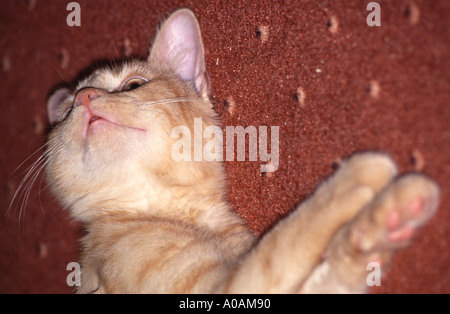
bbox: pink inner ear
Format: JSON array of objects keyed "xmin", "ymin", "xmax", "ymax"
[
  {"xmin": 149, "ymin": 9, "xmax": 205, "ymax": 90},
  {"xmin": 47, "ymin": 88, "xmax": 70, "ymax": 125},
  {"xmin": 169, "ymin": 17, "xmax": 200, "ymax": 82}
]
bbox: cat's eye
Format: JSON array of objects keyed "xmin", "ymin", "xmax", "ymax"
[
  {"xmin": 61, "ymin": 104, "xmax": 74, "ymax": 121},
  {"xmin": 120, "ymin": 77, "xmax": 149, "ymax": 92}
]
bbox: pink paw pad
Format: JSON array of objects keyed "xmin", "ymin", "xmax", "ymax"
[
  {"xmin": 384, "ymin": 198, "xmax": 426, "ymax": 243},
  {"xmin": 385, "ymin": 210, "xmax": 401, "ymax": 229},
  {"xmin": 408, "ymin": 198, "xmax": 425, "ymax": 217},
  {"xmin": 388, "ymin": 225, "xmax": 416, "ymax": 243}
]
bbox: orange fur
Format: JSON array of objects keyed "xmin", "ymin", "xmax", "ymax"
[{"xmin": 44, "ymin": 9, "xmax": 440, "ymax": 294}]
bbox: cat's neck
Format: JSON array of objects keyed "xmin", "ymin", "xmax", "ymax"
[{"xmin": 70, "ymin": 172, "xmax": 246, "ymax": 235}]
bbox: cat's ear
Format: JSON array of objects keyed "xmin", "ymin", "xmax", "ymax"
[
  {"xmin": 47, "ymin": 88, "xmax": 70, "ymax": 125},
  {"xmin": 148, "ymin": 9, "xmax": 209, "ymax": 96}
]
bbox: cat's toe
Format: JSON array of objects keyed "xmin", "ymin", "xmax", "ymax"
[
  {"xmin": 331, "ymin": 152, "xmax": 398, "ymax": 197},
  {"xmin": 349, "ymin": 174, "xmax": 440, "ymax": 252},
  {"xmin": 382, "ymin": 181, "xmax": 439, "ymax": 246}
]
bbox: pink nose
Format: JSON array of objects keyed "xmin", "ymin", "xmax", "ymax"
[{"xmin": 74, "ymin": 88, "xmax": 101, "ymax": 108}]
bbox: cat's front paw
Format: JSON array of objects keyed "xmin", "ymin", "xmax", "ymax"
[
  {"xmin": 327, "ymin": 152, "xmax": 398, "ymax": 198},
  {"xmin": 349, "ymin": 174, "xmax": 440, "ymax": 255},
  {"xmin": 300, "ymin": 172, "xmax": 440, "ymax": 294}
]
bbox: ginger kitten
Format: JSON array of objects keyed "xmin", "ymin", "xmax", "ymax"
[{"xmin": 44, "ymin": 9, "xmax": 440, "ymax": 293}]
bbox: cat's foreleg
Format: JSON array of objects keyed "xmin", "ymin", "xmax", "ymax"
[
  {"xmin": 299, "ymin": 174, "xmax": 440, "ymax": 293},
  {"xmin": 221, "ymin": 153, "xmax": 397, "ymax": 293}
]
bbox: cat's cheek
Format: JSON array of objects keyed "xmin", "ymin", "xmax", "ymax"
[{"xmin": 139, "ymin": 130, "xmax": 170, "ymax": 166}]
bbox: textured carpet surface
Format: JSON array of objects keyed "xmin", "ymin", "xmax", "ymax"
[{"xmin": 0, "ymin": 0, "xmax": 448, "ymax": 293}]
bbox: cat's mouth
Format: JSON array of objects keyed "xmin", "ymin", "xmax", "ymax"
[
  {"xmin": 87, "ymin": 115, "xmax": 111, "ymax": 128},
  {"xmin": 89, "ymin": 116, "xmax": 103, "ymax": 125},
  {"xmin": 83, "ymin": 110, "xmax": 146, "ymax": 138}
]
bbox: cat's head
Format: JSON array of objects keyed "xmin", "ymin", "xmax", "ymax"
[{"xmin": 46, "ymin": 9, "xmax": 225, "ymax": 221}]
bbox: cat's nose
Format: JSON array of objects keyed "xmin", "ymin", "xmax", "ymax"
[{"xmin": 74, "ymin": 88, "xmax": 101, "ymax": 108}]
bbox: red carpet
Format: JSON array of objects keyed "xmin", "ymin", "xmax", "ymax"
[{"xmin": 0, "ymin": 0, "xmax": 448, "ymax": 293}]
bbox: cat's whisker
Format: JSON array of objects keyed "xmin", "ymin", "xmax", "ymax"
[
  {"xmin": 21, "ymin": 158, "xmax": 59, "ymax": 222},
  {"xmin": 139, "ymin": 97, "xmax": 200, "ymax": 108},
  {"xmin": 109, "ymin": 38, "xmax": 120, "ymax": 60},
  {"xmin": 54, "ymin": 67, "xmax": 75, "ymax": 90},
  {"xmin": 37, "ymin": 163, "xmax": 52, "ymax": 214},
  {"xmin": 8, "ymin": 141, "xmax": 62, "ymax": 221},
  {"xmin": 8, "ymin": 143, "xmax": 49, "ymax": 179},
  {"xmin": 18, "ymin": 162, "xmax": 45, "ymax": 225},
  {"xmin": 9, "ymin": 154, "xmax": 46, "ymax": 212},
  {"xmin": 9, "ymin": 162, "xmax": 42, "ymax": 224}
]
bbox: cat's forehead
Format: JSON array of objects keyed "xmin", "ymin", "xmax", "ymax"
[{"xmin": 76, "ymin": 61, "xmax": 152, "ymax": 91}]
